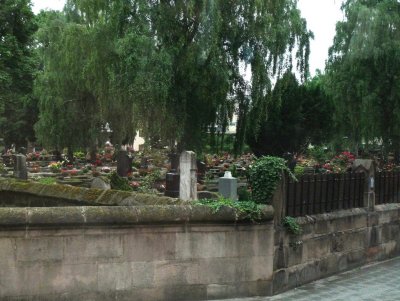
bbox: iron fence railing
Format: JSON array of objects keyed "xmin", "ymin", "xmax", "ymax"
[{"xmin": 285, "ymin": 172, "xmax": 365, "ymax": 217}]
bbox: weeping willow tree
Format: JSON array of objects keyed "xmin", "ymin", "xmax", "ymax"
[
  {"xmin": 35, "ymin": 10, "xmax": 103, "ymax": 155},
  {"xmin": 0, "ymin": 0, "xmax": 37, "ymax": 148},
  {"xmin": 35, "ymin": 0, "xmax": 312, "ymax": 153},
  {"xmin": 326, "ymin": 0, "xmax": 400, "ymax": 155}
]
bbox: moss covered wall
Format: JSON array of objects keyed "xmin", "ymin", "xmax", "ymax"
[{"xmin": 0, "ymin": 180, "xmax": 183, "ymax": 207}]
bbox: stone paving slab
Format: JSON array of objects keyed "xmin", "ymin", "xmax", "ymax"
[{"xmin": 218, "ymin": 257, "xmax": 400, "ymax": 301}]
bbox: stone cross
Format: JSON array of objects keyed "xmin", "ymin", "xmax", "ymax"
[
  {"xmin": 13, "ymin": 154, "xmax": 27, "ymax": 180},
  {"xmin": 179, "ymin": 151, "xmax": 197, "ymax": 201}
]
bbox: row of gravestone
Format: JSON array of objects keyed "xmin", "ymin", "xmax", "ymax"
[
  {"xmin": 164, "ymin": 151, "xmax": 238, "ymax": 201},
  {"xmin": 12, "ymin": 151, "xmax": 238, "ymax": 201}
]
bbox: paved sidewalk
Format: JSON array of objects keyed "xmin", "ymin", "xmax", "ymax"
[{"xmin": 220, "ymin": 257, "xmax": 400, "ymax": 301}]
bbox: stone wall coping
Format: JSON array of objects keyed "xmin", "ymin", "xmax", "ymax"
[
  {"xmin": 0, "ymin": 179, "xmax": 184, "ymax": 206},
  {"xmin": 291, "ymin": 204, "xmax": 400, "ymax": 225},
  {"xmin": 0, "ymin": 205, "xmax": 274, "ymax": 228},
  {"xmin": 374, "ymin": 203, "xmax": 400, "ymax": 212}
]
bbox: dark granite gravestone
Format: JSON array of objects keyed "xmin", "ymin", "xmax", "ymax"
[
  {"xmin": 116, "ymin": 150, "xmax": 132, "ymax": 177},
  {"xmin": 165, "ymin": 172, "xmax": 180, "ymax": 198},
  {"xmin": 168, "ymin": 153, "xmax": 180, "ymax": 171},
  {"xmin": 197, "ymin": 160, "xmax": 206, "ymax": 182}
]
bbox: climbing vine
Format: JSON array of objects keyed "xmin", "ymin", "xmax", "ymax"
[
  {"xmin": 248, "ymin": 156, "xmax": 294, "ymax": 204},
  {"xmin": 282, "ymin": 216, "xmax": 302, "ymax": 235}
]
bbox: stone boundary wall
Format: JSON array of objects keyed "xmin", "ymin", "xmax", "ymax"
[
  {"xmin": 0, "ymin": 220, "xmax": 274, "ymax": 301},
  {"xmin": 0, "ymin": 182, "xmax": 275, "ymax": 301},
  {"xmin": 273, "ymin": 203, "xmax": 400, "ymax": 294}
]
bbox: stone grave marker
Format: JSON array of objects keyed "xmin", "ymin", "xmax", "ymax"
[
  {"xmin": 218, "ymin": 171, "xmax": 238, "ymax": 200},
  {"xmin": 179, "ymin": 151, "xmax": 197, "ymax": 201},
  {"xmin": 168, "ymin": 153, "xmax": 180, "ymax": 171},
  {"xmin": 116, "ymin": 150, "xmax": 132, "ymax": 177},
  {"xmin": 91, "ymin": 177, "xmax": 111, "ymax": 190},
  {"xmin": 13, "ymin": 154, "xmax": 28, "ymax": 180},
  {"xmin": 197, "ymin": 160, "xmax": 206, "ymax": 183}
]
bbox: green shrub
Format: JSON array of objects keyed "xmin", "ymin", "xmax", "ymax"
[
  {"xmin": 194, "ymin": 197, "xmax": 263, "ymax": 221},
  {"xmin": 73, "ymin": 151, "xmax": 86, "ymax": 160},
  {"xmin": 108, "ymin": 171, "xmax": 132, "ymax": 191},
  {"xmin": 138, "ymin": 169, "xmax": 161, "ymax": 194},
  {"xmin": 294, "ymin": 165, "xmax": 305, "ymax": 178},
  {"xmin": 248, "ymin": 156, "xmax": 292, "ymax": 204},
  {"xmin": 238, "ymin": 187, "xmax": 251, "ymax": 201}
]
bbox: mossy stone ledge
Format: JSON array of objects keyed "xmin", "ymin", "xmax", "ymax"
[{"xmin": 0, "ymin": 179, "xmax": 274, "ymax": 227}]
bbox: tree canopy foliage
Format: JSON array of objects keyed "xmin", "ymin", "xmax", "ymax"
[
  {"xmin": 247, "ymin": 72, "xmax": 333, "ymax": 157},
  {"xmin": 326, "ymin": 0, "xmax": 400, "ymax": 154},
  {"xmin": 0, "ymin": 0, "xmax": 37, "ymax": 148},
  {"xmin": 34, "ymin": 0, "xmax": 312, "ymax": 153}
]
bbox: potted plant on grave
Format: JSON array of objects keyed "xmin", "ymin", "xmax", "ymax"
[{"xmin": 49, "ymin": 162, "xmax": 62, "ymax": 173}]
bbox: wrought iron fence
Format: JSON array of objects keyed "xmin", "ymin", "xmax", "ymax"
[
  {"xmin": 285, "ymin": 172, "xmax": 365, "ymax": 217},
  {"xmin": 375, "ymin": 171, "xmax": 400, "ymax": 204}
]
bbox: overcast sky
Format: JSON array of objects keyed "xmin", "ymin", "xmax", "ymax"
[{"xmin": 31, "ymin": 0, "xmax": 344, "ymax": 76}]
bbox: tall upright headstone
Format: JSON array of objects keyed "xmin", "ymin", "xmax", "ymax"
[
  {"xmin": 116, "ymin": 150, "xmax": 132, "ymax": 177},
  {"xmin": 179, "ymin": 151, "xmax": 197, "ymax": 201},
  {"xmin": 13, "ymin": 154, "xmax": 27, "ymax": 180}
]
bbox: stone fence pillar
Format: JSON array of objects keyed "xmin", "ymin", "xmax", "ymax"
[{"xmin": 352, "ymin": 159, "xmax": 376, "ymax": 210}]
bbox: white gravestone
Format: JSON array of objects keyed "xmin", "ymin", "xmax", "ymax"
[{"xmin": 179, "ymin": 151, "xmax": 197, "ymax": 201}]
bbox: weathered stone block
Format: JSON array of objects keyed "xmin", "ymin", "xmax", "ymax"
[
  {"xmin": 339, "ymin": 229, "xmax": 368, "ymax": 252},
  {"xmin": 0, "ymin": 263, "xmax": 97, "ymax": 296},
  {"xmin": 64, "ymin": 235, "xmax": 123, "ymax": 263},
  {"xmin": 378, "ymin": 209, "xmax": 399, "ymax": 224},
  {"xmin": 302, "ymin": 235, "xmax": 331, "ymax": 261},
  {"xmin": 294, "ymin": 261, "xmax": 321, "ymax": 286},
  {"xmin": 368, "ymin": 212, "xmax": 379, "ymax": 227},
  {"xmin": 274, "ymin": 245, "xmax": 286, "ymax": 270},
  {"xmin": 175, "ymin": 232, "xmax": 227, "ymax": 259},
  {"xmin": 237, "ymin": 256, "xmax": 273, "ymax": 282},
  {"xmin": 369, "ymin": 226, "xmax": 381, "ymax": 247},
  {"xmin": 380, "ymin": 241, "xmax": 398, "ymax": 258},
  {"xmin": 163, "ymin": 285, "xmax": 207, "ymax": 301},
  {"xmin": 123, "ymin": 232, "xmax": 176, "ymax": 261},
  {"xmin": 238, "ymin": 227, "xmax": 274, "ymax": 257},
  {"xmin": 201, "ymin": 257, "xmax": 239, "ymax": 284},
  {"xmin": 16, "ymin": 237, "xmax": 63, "ymax": 262},
  {"xmin": 154, "ymin": 260, "xmax": 201, "ymax": 286},
  {"xmin": 98, "ymin": 262, "xmax": 155, "ymax": 290},
  {"xmin": 315, "ymin": 219, "xmax": 331, "ymax": 234},
  {"xmin": 0, "ymin": 238, "xmax": 15, "ymax": 265},
  {"xmin": 206, "ymin": 284, "xmax": 237, "ymax": 299},
  {"xmin": 286, "ymin": 242, "xmax": 303, "ymax": 267},
  {"xmin": 272, "ymin": 269, "xmax": 287, "ymax": 294}
]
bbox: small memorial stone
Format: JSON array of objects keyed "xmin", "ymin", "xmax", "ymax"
[
  {"xmin": 91, "ymin": 177, "xmax": 111, "ymax": 190},
  {"xmin": 218, "ymin": 171, "xmax": 238, "ymax": 200}
]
